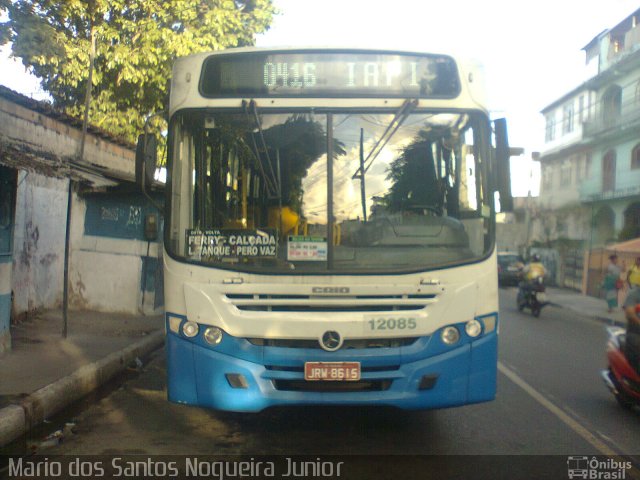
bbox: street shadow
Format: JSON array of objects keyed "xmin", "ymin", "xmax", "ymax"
[{"xmin": 209, "ymin": 405, "xmax": 443, "ymax": 455}]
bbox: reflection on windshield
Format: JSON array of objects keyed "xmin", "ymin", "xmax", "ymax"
[{"xmin": 168, "ymin": 109, "xmax": 492, "ymax": 273}]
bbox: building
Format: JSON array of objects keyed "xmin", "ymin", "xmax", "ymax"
[
  {"xmin": 0, "ymin": 86, "xmax": 163, "ymax": 353},
  {"xmin": 496, "ymin": 196, "xmax": 535, "ymax": 254},
  {"xmin": 536, "ymin": 8, "xmax": 640, "ymax": 289}
]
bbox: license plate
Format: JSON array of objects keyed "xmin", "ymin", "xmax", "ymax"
[
  {"xmin": 304, "ymin": 362, "xmax": 361, "ymax": 381},
  {"xmin": 536, "ymin": 293, "xmax": 547, "ymax": 302}
]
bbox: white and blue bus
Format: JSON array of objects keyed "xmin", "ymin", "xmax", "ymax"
[{"xmin": 138, "ymin": 47, "xmax": 513, "ymax": 412}]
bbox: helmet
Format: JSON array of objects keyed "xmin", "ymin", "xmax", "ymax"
[{"xmin": 531, "ymin": 254, "xmax": 540, "ymax": 262}]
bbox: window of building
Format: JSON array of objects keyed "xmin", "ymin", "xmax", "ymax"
[
  {"xmin": 562, "ymin": 104, "xmax": 574, "ymax": 134},
  {"xmin": 560, "ymin": 161, "xmax": 572, "ymax": 185},
  {"xmin": 632, "ymin": 144, "xmax": 640, "ymax": 170},
  {"xmin": 613, "ymin": 37, "xmax": 624, "ymax": 53},
  {"xmin": 545, "ymin": 114, "xmax": 556, "ymax": 142},
  {"xmin": 542, "ymin": 165, "xmax": 554, "ymax": 191},
  {"xmin": 603, "ymin": 150, "xmax": 616, "ymax": 192},
  {"xmin": 576, "ymin": 156, "xmax": 584, "ymax": 181},
  {"xmin": 623, "ymin": 203, "xmax": 640, "ymax": 240},
  {"xmin": 576, "ymin": 153, "xmax": 591, "ymax": 181},
  {"xmin": 602, "ymin": 86, "xmax": 622, "ymax": 126}
]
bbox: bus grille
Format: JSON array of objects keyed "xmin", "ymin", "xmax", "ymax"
[
  {"xmin": 226, "ymin": 293, "xmax": 436, "ymax": 312},
  {"xmin": 247, "ymin": 338, "xmax": 418, "ymax": 349}
]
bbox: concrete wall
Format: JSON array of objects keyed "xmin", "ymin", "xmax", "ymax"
[
  {"xmin": 0, "ymin": 89, "xmax": 162, "ymax": 336},
  {"xmin": 0, "ymin": 255, "xmax": 10, "ymax": 352},
  {"xmin": 0, "ymin": 95, "xmax": 135, "ymax": 177},
  {"xmin": 496, "ymin": 221, "xmax": 528, "ymax": 254},
  {"xmin": 11, "ymin": 171, "xmax": 68, "ymax": 319},
  {"xmin": 11, "ymin": 172, "xmax": 163, "ymax": 319},
  {"xmin": 70, "ymin": 193, "xmax": 163, "ymax": 314}
]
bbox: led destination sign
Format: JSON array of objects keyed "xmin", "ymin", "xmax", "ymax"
[{"xmin": 200, "ymin": 51, "xmax": 460, "ymax": 98}]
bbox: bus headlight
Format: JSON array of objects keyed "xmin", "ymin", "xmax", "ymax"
[
  {"xmin": 441, "ymin": 326, "xmax": 460, "ymax": 345},
  {"xmin": 465, "ymin": 319, "xmax": 482, "ymax": 338},
  {"xmin": 204, "ymin": 327, "xmax": 224, "ymax": 346},
  {"xmin": 182, "ymin": 321, "xmax": 199, "ymax": 338}
]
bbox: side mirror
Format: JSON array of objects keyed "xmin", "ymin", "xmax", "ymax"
[
  {"xmin": 135, "ymin": 133, "xmax": 157, "ymax": 189},
  {"xmin": 493, "ymin": 118, "xmax": 513, "ymax": 212}
]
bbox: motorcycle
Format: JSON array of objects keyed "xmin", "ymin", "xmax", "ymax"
[
  {"xmin": 601, "ymin": 326, "xmax": 640, "ymax": 409},
  {"xmin": 516, "ymin": 276, "xmax": 548, "ymax": 317}
]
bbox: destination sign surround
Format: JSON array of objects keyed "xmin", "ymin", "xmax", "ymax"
[
  {"xmin": 186, "ymin": 229, "xmax": 277, "ymax": 259},
  {"xmin": 200, "ymin": 52, "xmax": 460, "ymax": 98}
]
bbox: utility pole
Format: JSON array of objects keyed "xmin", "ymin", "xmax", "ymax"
[
  {"xmin": 63, "ymin": 20, "xmax": 96, "ymax": 338},
  {"xmin": 359, "ymin": 128, "xmax": 367, "ymax": 222}
]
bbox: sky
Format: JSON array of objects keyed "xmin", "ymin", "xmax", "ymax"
[
  {"xmin": 1, "ymin": 0, "xmax": 639, "ymax": 196},
  {"xmin": 254, "ymin": 0, "xmax": 640, "ymax": 197}
]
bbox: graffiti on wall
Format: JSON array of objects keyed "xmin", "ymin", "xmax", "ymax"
[{"xmin": 85, "ymin": 194, "xmax": 161, "ymax": 241}]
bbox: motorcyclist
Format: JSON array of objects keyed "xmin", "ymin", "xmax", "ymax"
[
  {"xmin": 522, "ymin": 254, "xmax": 546, "ymax": 282},
  {"xmin": 623, "ymin": 287, "xmax": 640, "ymax": 373},
  {"xmin": 518, "ymin": 254, "xmax": 546, "ymax": 304}
]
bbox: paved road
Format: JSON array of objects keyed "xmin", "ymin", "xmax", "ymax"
[
  {"xmin": 16, "ymin": 289, "xmax": 640, "ymax": 477},
  {"xmin": 499, "ymin": 287, "xmax": 640, "ymax": 459}
]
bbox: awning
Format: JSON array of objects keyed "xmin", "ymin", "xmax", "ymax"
[
  {"xmin": 0, "ymin": 136, "xmax": 129, "ymax": 188},
  {"xmin": 605, "ymin": 238, "xmax": 640, "ymax": 254}
]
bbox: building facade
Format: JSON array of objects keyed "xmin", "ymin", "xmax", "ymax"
[
  {"xmin": 537, "ymin": 8, "xmax": 640, "ymax": 255},
  {"xmin": 0, "ymin": 86, "xmax": 163, "ymax": 353}
]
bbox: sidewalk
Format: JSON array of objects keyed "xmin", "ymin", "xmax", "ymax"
[
  {"xmin": 0, "ymin": 309, "xmax": 164, "ymax": 447},
  {"xmin": 546, "ymin": 286, "xmax": 627, "ymax": 327}
]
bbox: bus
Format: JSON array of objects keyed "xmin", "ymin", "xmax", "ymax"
[{"xmin": 136, "ymin": 47, "xmax": 514, "ymax": 412}]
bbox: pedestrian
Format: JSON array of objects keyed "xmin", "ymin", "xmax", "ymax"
[
  {"xmin": 603, "ymin": 254, "xmax": 622, "ymax": 313},
  {"xmin": 628, "ymin": 257, "xmax": 640, "ymax": 290}
]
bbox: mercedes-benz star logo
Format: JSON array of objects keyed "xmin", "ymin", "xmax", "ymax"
[{"xmin": 320, "ymin": 331, "xmax": 342, "ymax": 351}]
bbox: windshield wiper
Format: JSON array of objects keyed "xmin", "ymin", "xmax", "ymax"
[
  {"xmin": 351, "ymin": 99, "xmax": 418, "ymax": 180},
  {"xmin": 242, "ymin": 100, "xmax": 279, "ymax": 198}
]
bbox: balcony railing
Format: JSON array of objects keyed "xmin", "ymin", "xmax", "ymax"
[
  {"xmin": 583, "ymin": 104, "xmax": 640, "ymax": 138},
  {"xmin": 579, "ymin": 166, "xmax": 640, "ymax": 202}
]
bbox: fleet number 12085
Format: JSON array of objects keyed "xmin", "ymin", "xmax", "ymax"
[{"xmin": 367, "ymin": 317, "xmax": 417, "ymax": 331}]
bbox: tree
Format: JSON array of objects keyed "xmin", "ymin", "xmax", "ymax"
[
  {"xmin": 383, "ymin": 130, "xmax": 442, "ymax": 213},
  {"xmin": 0, "ymin": 0, "xmax": 276, "ymax": 143},
  {"xmin": 262, "ymin": 115, "xmax": 346, "ymax": 213}
]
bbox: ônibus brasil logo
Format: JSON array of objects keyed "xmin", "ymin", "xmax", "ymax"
[{"xmin": 567, "ymin": 456, "xmax": 632, "ymax": 479}]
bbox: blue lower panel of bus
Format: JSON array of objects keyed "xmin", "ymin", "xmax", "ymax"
[{"xmin": 166, "ymin": 314, "xmax": 498, "ymax": 412}]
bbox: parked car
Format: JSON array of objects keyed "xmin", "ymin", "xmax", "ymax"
[{"xmin": 498, "ymin": 252, "xmax": 524, "ymax": 286}]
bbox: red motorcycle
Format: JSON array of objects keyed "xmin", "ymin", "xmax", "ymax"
[{"xmin": 601, "ymin": 325, "xmax": 640, "ymax": 409}]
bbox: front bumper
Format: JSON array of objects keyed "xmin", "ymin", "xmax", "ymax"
[{"xmin": 166, "ymin": 315, "xmax": 498, "ymax": 412}]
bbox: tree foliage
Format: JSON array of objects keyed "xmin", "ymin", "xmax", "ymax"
[
  {"xmin": 263, "ymin": 115, "xmax": 346, "ymax": 212},
  {"xmin": 0, "ymin": 0, "xmax": 276, "ymax": 143},
  {"xmin": 383, "ymin": 131, "xmax": 442, "ymax": 212}
]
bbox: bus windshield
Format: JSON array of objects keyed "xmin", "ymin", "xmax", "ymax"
[{"xmin": 166, "ymin": 108, "xmax": 493, "ymax": 273}]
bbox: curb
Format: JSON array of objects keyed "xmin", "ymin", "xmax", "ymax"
[
  {"xmin": 550, "ymin": 301, "xmax": 626, "ymax": 328},
  {"xmin": 0, "ymin": 330, "xmax": 165, "ymax": 447},
  {"xmin": 593, "ymin": 316, "xmax": 626, "ymax": 328}
]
